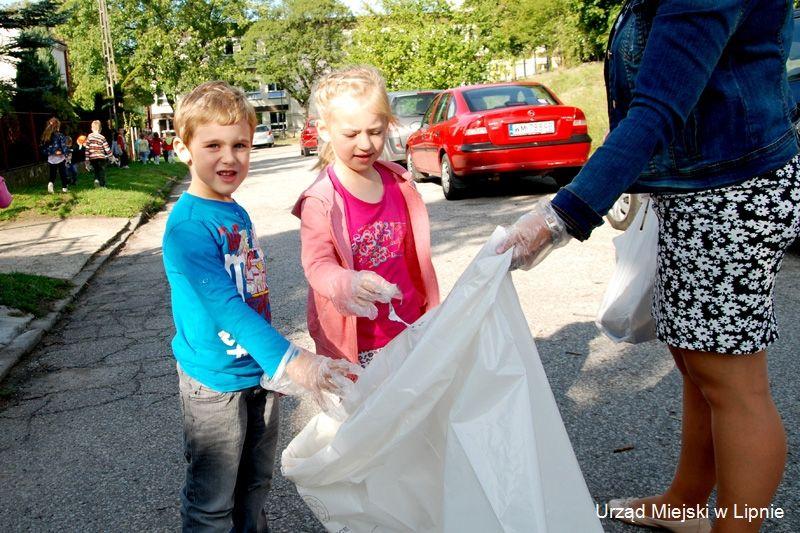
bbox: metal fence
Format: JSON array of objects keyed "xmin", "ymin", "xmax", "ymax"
[
  {"xmin": 0, "ymin": 112, "xmax": 103, "ymax": 171},
  {"xmin": 0, "ymin": 111, "xmax": 50, "ymax": 171}
]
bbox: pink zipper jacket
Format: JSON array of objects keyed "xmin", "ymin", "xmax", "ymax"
[
  {"xmin": 0, "ymin": 176, "xmax": 12, "ymax": 208},
  {"xmin": 292, "ymin": 160, "xmax": 440, "ymax": 364}
]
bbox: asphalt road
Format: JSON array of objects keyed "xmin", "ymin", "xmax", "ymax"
[{"xmin": 1, "ymin": 144, "xmax": 798, "ymax": 532}]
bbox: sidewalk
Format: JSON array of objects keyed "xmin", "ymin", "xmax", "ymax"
[{"xmin": 0, "ymin": 214, "xmax": 145, "ymax": 381}]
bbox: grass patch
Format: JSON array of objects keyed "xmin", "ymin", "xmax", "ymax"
[
  {"xmin": 0, "ymin": 272, "xmax": 72, "ymax": 317},
  {"xmin": 528, "ymin": 62, "xmax": 608, "ymax": 154},
  {"xmin": 0, "ymin": 162, "xmax": 187, "ymax": 222}
]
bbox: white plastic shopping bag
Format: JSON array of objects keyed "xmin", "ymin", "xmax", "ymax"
[
  {"xmin": 596, "ymin": 196, "xmax": 658, "ymax": 343},
  {"xmin": 282, "ymin": 228, "xmax": 603, "ymax": 533}
]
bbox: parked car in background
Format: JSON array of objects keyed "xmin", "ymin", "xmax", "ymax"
[
  {"xmin": 252, "ymin": 124, "xmax": 274, "ymax": 148},
  {"xmin": 381, "ymin": 90, "xmax": 441, "ymax": 162},
  {"xmin": 300, "ymin": 118, "xmax": 318, "ymax": 157},
  {"xmin": 406, "ymin": 82, "xmax": 591, "ymax": 199}
]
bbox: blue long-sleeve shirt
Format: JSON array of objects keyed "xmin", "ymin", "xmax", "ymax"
[{"xmin": 162, "ymin": 192, "xmax": 295, "ymax": 392}]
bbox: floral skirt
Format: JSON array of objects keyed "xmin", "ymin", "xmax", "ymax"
[
  {"xmin": 651, "ymin": 155, "xmax": 800, "ymax": 355},
  {"xmin": 358, "ymin": 349, "xmax": 381, "ymax": 368}
]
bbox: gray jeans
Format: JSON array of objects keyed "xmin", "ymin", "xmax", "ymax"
[{"xmin": 178, "ymin": 366, "xmax": 279, "ymax": 533}]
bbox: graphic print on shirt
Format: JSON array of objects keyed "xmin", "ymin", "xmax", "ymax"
[
  {"xmin": 351, "ymin": 221, "xmax": 407, "ymax": 269},
  {"xmin": 216, "ymin": 223, "xmax": 272, "ymax": 358}
]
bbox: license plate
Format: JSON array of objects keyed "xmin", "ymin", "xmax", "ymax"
[{"xmin": 509, "ymin": 121, "xmax": 555, "ymax": 137}]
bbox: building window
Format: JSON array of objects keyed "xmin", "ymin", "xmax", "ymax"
[{"xmin": 270, "ymin": 111, "xmax": 286, "ymax": 131}]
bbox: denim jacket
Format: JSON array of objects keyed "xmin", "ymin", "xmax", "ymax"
[{"xmin": 551, "ymin": 0, "xmax": 799, "ymax": 240}]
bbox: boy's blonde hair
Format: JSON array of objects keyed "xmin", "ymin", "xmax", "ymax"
[
  {"xmin": 313, "ymin": 66, "xmax": 396, "ymax": 169},
  {"xmin": 174, "ymin": 81, "xmax": 257, "ymax": 147},
  {"xmin": 91, "ymin": 120, "xmax": 101, "ymax": 133}
]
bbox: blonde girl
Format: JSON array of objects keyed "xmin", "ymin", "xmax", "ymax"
[
  {"xmin": 41, "ymin": 117, "xmax": 69, "ymax": 193},
  {"xmin": 293, "ymin": 66, "xmax": 440, "ymax": 368}
]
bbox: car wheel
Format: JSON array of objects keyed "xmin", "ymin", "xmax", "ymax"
[
  {"xmin": 440, "ymin": 154, "xmax": 463, "ymax": 200},
  {"xmin": 606, "ymin": 193, "xmax": 641, "ymax": 230},
  {"xmin": 407, "ymin": 151, "xmax": 424, "ymax": 182},
  {"xmin": 301, "ymin": 147, "xmax": 309, "ymax": 157},
  {"xmin": 267, "ymin": 143, "xmax": 273, "ymax": 148}
]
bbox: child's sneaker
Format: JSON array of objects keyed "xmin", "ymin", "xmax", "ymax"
[
  {"xmin": 94, "ymin": 179, "xmax": 100, "ymax": 187},
  {"xmin": 61, "ymin": 187, "xmax": 68, "ymax": 193},
  {"xmin": 47, "ymin": 182, "xmax": 54, "ymax": 194}
]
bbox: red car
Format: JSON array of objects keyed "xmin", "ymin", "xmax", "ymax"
[
  {"xmin": 300, "ymin": 118, "xmax": 318, "ymax": 157},
  {"xmin": 406, "ymin": 81, "xmax": 591, "ymax": 199}
]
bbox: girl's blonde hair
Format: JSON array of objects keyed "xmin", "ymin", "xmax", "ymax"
[
  {"xmin": 313, "ymin": 66, "xmax": 396, "ymax": 169},
  {"xmin": 41, "ymin": 117, "xmax": 61, "ymax": 143}
]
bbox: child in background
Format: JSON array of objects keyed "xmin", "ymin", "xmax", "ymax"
[
  {"xmin": 163, "ymin": 131, "xmax": 175, "ymax": 163},
  {"xmin": 65, "ymin": 136, "xmax": 78, "ymax": 185},
  {"xmin": 136, "ymin": 133, "xmax": 150, "ymax": 164},
  {"xmin": 85, "ymin": 120, "xmax": 114, "ymax": 187},
  {"xmin": 116, "ymin": 128, "xmax": 130, "ymax": 168},
  {"xmin": 294, "ymin": 66, "xmax": 440, "ymax": 368},
  {"xmin": 41, "ymin": 117, "xmax": 69, "ymax": 194},
  {"xmin": 149, "ymin": 132, "xmax": 163, "ymax": 165},
  {"xmin": 0, "ymin": 176, "xmax": 12, "ymax": 208},
  {"xmin": 164, "ymin": 80, "xmax": 358, "ymax": 532},
  {"xmin": 73, "ymin": 134, "xmax": 88, "ymax": 173}
]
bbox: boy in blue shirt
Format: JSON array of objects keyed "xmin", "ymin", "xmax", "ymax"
[{"xmin": 164, "ymin": 81, "xmax": 358, "ymax": 532}]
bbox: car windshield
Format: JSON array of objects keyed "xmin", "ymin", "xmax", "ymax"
[
  {"xmin": 392, "ymin": 93, "xmax": 438, "ymax": 117},
  {"xmin": 255, "ymin": 125, "xmax": 269, "ymax": 132},
  {"xmin": 788, "ymin": 18, "xmax": 800, "ymax": 80},
  {"xmin": 462, "ymin": 85, "xmax": 557, "ymax": 112}
]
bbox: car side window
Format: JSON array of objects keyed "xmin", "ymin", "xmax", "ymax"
[
  {"xmin": 446, "ymin": 97, "xmax": 456, "ymax": 119},
  {"xmin": 433, "ymin": 94, "xmax": 451, "ymax": 124},
  {"xmin": 421, "ymin": 96, "xmax": 439, "ymax": 126}
]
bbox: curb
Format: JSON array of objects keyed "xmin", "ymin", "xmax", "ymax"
[{"xmin": 0, "ymin": 175, "xmax": 183, "ymax": 384}]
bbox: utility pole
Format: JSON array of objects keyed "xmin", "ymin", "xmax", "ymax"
[{"xmin": 97, "ymin": 0, "xmax": 118, "ymax": 127}]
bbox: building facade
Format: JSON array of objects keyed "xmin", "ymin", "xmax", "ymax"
[{"xmin": 148, "ymin": 83, "xmax": 305, "ymax": 135}]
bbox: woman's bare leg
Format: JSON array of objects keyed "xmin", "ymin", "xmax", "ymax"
[
  {"xmin": 682, "ymin": 349, "xmax": 786, "ymax": 533},
  {"xmin": 627, "ymin": 346, "xmax": 716, "ymax": 515}
]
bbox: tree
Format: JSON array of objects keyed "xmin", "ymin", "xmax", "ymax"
[
  {"xmin": 0, "ymin": 0, "xmax": 71, "ymax": 114},
  {"xmin": 236, "ymin": 0, "xmax": 352, "ymax": 111},
  {"xmin": 346, "ymin": 0, "xmax": 488, "ymax": 91},
  {"xmin": 570, "ymin": 0, "xmax": 623, "ymax": 61},
  {"xmin": 465, "ymin": 0, "xmax": 611, "ymax": 67},
  {"xmin": 58, "ymin": 0, "xmax": 252, "ymax": 114}
]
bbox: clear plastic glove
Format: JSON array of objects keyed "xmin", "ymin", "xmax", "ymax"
[
  {"xmin": 261, "ymin": 349, "xmax": 362, "ymax": 414},
  {"xmin": 496, "ymin": 199, "xmax": 571, "ymax": 270},
  {"xmin": 332, "ymin": 270, "xmax": 401, "ymax": 319}
]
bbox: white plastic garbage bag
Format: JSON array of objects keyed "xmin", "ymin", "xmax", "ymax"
[
  {"xmin": 282, "ymin": 228, "xmax": 603, "ymax": 533},
  {"xmin": 596, "ymin": 196, "xmax": 658, "ymax": 344}
]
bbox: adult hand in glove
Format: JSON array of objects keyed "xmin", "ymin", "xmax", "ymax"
[
  {"xmin": 496, "ymin": 199, "xmax": 572, "ymax": 270},
  {"xmin": 261, "ymin": 349, "xmax": 362, "ymax": 413},
  {"xmin": 332, "ymin": 270, "xmax": 401, "ymax": 320}
]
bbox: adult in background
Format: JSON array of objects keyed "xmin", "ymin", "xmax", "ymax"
[
  {"xmin": 499, "ymin": 1, "xmax": 798, "ymax": 532},
  {"xmin": 85, "ymin": 120, "xmax": 114, "ymax": 187},
  {"xmin": 41, "ymin": 117, "xmax": 69, "ymax": 194}
]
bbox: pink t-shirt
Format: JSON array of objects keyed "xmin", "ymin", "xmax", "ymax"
[{"xmin": 329, "ymin": 164, "xmax": 426, "ymax": 352}]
